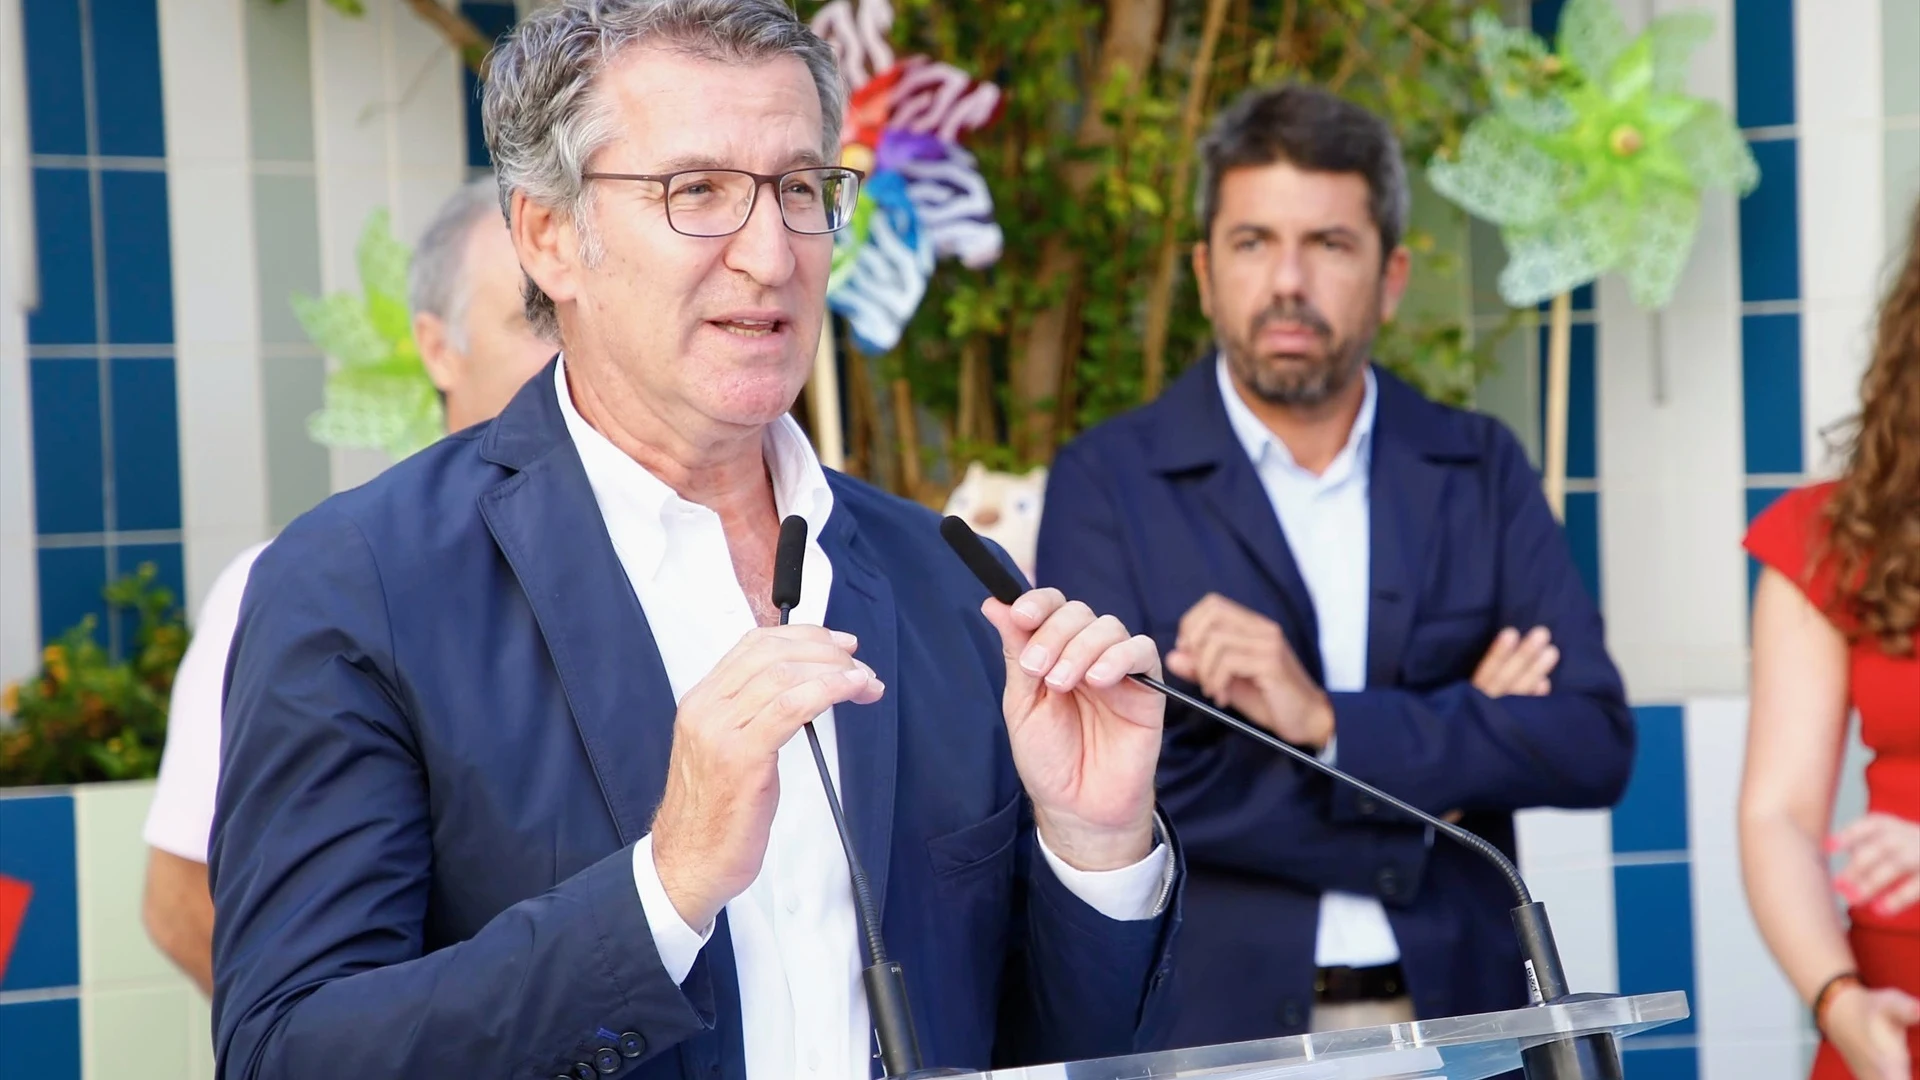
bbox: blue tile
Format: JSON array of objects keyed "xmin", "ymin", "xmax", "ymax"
[
  {"xmin": 1563, "ymin": 491, "xmax": 1602, "ymax": 606},
  {"xmin": 1531, "ymin": 0, "xmax": 1568, "ymax": 36},
  {"xmin": 1614, "ymin": 862, "xmax": 1697, "ymax": 1037},
  {"xmin": 461, "ymin": 2, "xmax": 517, "ymax": 169},
  {"xmin": 1613, "ymin": 705, "xmax": 1688, "ymax": 853},
  {"xmin": 0, "ymin": 795, "xmax": 79, "ymax": 992},
  {"xmin": 1741, "ymin": 314, "xmax": 1803, "ymax": 475},
  {"xmin": 0, "ymin": 998, "xmax": 82, "ymax": 1080},
  {"xmin": 1745, "ymin": 486, "xmax": 1794, "ymax": 599},
  {"xmin": 28, "ymin": 358, "xmax": 105, "ymax": 536},
  {"xmin": 1537, "ymin": 323, "xmax": 1598, "ymax": 480},
  {"xmin": 21, "ymin": 0, "xmax": 86, "ymax": 156},
  {"xmin": 1623, "ymin": 1045, "xmax": 1700, "ymax": 1080},
  {"xmin": 1734, "ymin": 0, "xmax": 1795, "ymax": 129},
  {"xmin": 90, "ymin": 0, "xmax": 168, "ymax": 158},
  {"xmin": 1738, "ymin": 139, "xmax": 1800, "ymax": 303},
  {"xmin": 35, "ymin": 547, "xmax": 110, "ymax": 648},
  {"xmin": 100, "ymin": 170, "xmax": 174, "ymax": 344},
  {"xmin": 27, "ymin": 168, "xmax": 97, "ymax": 346},
  {"xmin": 109, "ymin": 357, "xmax": 181, "ymax": 531},
  {"xmin": 112, "ymin": 542, "xmax": 185, "ymax": 656}
]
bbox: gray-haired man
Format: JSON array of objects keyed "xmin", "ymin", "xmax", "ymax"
[
  {"xmin": 207, "ymin": 1, "xmax": 1182, "ymax": 1078},
  {"xmin": 139, "ymin": 176, "xmax": 551, "ymax": 996}
]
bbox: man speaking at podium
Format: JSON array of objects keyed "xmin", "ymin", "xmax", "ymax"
[{"xmin": 207, "ymin": 2, "xmax": 1180, "ymax": 1078}]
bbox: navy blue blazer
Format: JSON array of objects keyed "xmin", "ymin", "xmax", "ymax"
[
  {"xmin": 1036, "ymin": 358, "xmax": 1632, "ymax": 1047},
  {"xmin": 208, "ymin": 360, "xmax": 1181, "ymax": 1080}
]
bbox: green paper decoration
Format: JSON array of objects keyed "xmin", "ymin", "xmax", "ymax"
[
  {"xmin": 1428, "ymin": 0, "xmax": 1760, "ymax": 309},
  {"xmin": 292, "ymin": 210, "xmax": 444, "ymax": 460}
]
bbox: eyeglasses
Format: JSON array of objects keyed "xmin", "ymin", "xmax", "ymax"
[{"xmin": 581, "ymin": 167, "xmax": 865, "ymax": 238}]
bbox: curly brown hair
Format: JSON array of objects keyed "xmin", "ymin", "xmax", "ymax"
[{"xmin": 1823, "ymin": 197, "xmax": 1920, "ymax": 656}]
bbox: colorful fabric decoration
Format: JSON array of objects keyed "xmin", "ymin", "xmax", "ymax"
[
  {"xmin": 810, "ymin": 0, "xmax": 1005, "ymax": 354},
  {"xmin": 1427, "ymin": 0, "xmax": 1759, "ymax": 309},
  {"xmin": 292, "ymin": 210, "xmax": 444, "ymax": 460}
]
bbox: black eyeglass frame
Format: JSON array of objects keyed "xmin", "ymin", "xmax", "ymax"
[{"xmin": 580, "ymin": 166, "xmax": 867, "ymax": 237}]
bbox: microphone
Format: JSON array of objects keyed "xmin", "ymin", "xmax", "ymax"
[
  {"xmin": 773, "ymin": 516, "xmax": 964, "ymax": 1079},
  {"xmin": 939, "ymin": 515, "xmax": 1623, "ymax": 1080}
]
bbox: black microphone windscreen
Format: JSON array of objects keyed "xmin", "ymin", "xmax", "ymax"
[
  {"xmin": 940, "ymin": 516, "xmax": 1024, "ymax": 605},
  {"xmin": 772, "ymin": 514, "xmax": 808, "ymax": 611}
]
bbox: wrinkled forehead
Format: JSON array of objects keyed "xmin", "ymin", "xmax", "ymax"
[{"xmin": 591, "ymin": 44, "xmax": 831, "ymax": 174}]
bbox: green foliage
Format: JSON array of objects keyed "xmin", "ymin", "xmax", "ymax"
[
  {"xmin": 293, "ymin": 209, "xmax": 445, "ymax": 461},
  {"xmin": 1, "ymin": 565, "xmax": 189, "ymax": 786},
  {"xmin": 1428, "ymin": 0, "xmax": 1759, "ymax": 308},
  {"xmin": 807, "ymin": 0, "xmax": 1510, "ymax": 490}
]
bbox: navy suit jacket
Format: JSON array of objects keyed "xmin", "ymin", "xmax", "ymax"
[
  {"xmin": 208, "ymin": 360, "xmax": 1181, "ymax": 1080},
  {"xmin": 1035, "ymin": 359, "xmax": 1632, "ymax": 1048}
]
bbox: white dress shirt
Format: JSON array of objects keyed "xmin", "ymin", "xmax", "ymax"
[
  {"xmin": 1216, "ymin": 357, "xmax": 1400, "ymax": 969},
  {"xmin": 143, "ymin": 539, "xmax": 271, "ymax": 863},
  {"xmin": 553, "ymin": 358, "xmax": 1169, "ymax": 1079}
]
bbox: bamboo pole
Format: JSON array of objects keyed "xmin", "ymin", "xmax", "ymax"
[
  {"xmin": 1543, "ymin": 290, "xmax": 1572, "ymax": 521},
  {"xmin": 810, "ymin": 312, "xmax": 846, "ymax": 471},
  {"xmin": 890, "ymin": 376, "xmax": 923, "ymax": 500},
  {"xmin": 1141, "ymin": 0, "xmax": 1233, "ymax": 400}
]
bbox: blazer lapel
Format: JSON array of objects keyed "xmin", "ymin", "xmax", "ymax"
[
  {"xmin": 477, "ymin": 362, "xmax": 678, "ymax": 845},
  {"xmin": 818, "ymin": 497, "xmax": 899, "ymax": 920},
  {"xmin": 1155, "ymin": 360, "xmax": 1322, "ymax": 678},
  {"xmin": 1364, "ymin": 369, "xmax": 1478, "ymax": 688}
]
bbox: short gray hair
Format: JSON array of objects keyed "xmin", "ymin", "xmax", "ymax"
[
  {"xmin": 1196, "ymin": 83, "xmax": 1410, "ymax": 262},
  {"xmin": 407, "ymin": 177, "xmax": 506, "ymax": 352},
  {"xmin": 481, "ymin": 0, "xmax": 847, "ymax": 341}
]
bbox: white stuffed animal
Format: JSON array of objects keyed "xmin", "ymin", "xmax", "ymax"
[{"xmin": 943, "ymin": 461, "xmax": 1049, "ymax": 583}]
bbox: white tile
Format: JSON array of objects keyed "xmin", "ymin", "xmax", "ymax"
[
  {"xmin": 386, "ymin": 3, "xmax": 465, "ymax": 174},
  {"xmin": 394, "ymin": 170, "xmax": 472, "ymax": 249},
  {"xmin": 1684, "ymin": 697, "xmax": 1806, "ymax": 1046},
  {"xmin": 157, "ymin": 0, "xmax": 251, "ymax": 164},
  {"xmin": 1517, "ymin": 808, "xmax": 1615, "ymax": 873},
  {"xmin": 176, "ymin": 340, "xmax": 269, "ymax": 582},
  {"xmin": 185, "ymin": 529, "xmax": 266, "ymax": 624},
  {"xmin": 1794, "ymin": 0, "xmax": 1883, "ymax": 129},
  {"xmin": 1654, "ymin": 0, "xmax": 1733, "ymax": 102},
  {"xmin": 0, "ymin": 306, "xmax": 35, "ymax": 681},
  {"xmin": 1798, "ymin": 300, "xmax": 1878, "ymax": 480},
  {"xmin": 314, "ymin": 168, "xmax": 394, "ymax": 293},
  {"xmin": 330, "ymin": 446, "xmax": 394, "ymax": 494},
  {"xmin": 1797, "ymin": 129, "xmax": 1886, "ymax": 306},
  {"xmin": 1701, "ymin": 1033, "xmax": 1819, "ymax": 1080},
  {"xmin": 166, "ymin": 162, "xmax": 259, "ymax": 348},
  {"xmin": 1517, "ymin": 864, "xmax": 1620, "ymax": 995},
  {"xmin": 310, "ymin": 0, "xmax": 393, "ymax": 171}
]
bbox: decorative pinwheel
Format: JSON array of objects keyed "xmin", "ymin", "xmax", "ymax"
[
  {"xmin": 292, "ymin": 209, "xmax": 444, "ymax": 462},
  {"xmin": 1428, "ymin": 0, "xmax": 1759, "ymax": 517}
]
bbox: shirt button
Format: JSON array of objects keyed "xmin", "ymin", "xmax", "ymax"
[
  {"xmin": 783, "ymin": 891, "xmax": 799, "ymax": 914},
  {"xmin": 807, "ymin": 1049, "xmax": 821, "ymax": 1071}
]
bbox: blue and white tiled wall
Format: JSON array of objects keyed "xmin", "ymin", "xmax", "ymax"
[{"xmin": 1502, "ymin": 2, "xmax": 1920, "ymax": 1080}]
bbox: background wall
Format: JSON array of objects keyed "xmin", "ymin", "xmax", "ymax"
[{"xmin": 1, "ymin": 1, "xmax": 1914, "ymax": 1079}]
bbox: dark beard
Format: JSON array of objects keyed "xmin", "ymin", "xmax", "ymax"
[{"xmin": 1223, "ymin": 296, "xmax": 1376, "ymax": 408}]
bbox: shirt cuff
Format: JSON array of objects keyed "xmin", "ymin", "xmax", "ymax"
[
  {"xmin": 631, "ymin": 833, "xmax": 713, "ymax": 984},
  {"xmin": 1318, "ymin": 734, "xmax": 1338, "ymax": 766},
  {"xmin": 1035, "ymin": 827, "xmax": 1171, "ymax": 922}
]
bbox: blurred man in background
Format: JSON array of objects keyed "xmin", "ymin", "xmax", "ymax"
[
  {"xmin": 139, "ymin": 177, "xmax": 553, "ymax": 994},
  {"xmin": 1037, "ymin": 83, "xmax": 1634, "ymax": 1046}
]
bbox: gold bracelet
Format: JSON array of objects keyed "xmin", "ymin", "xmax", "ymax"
[{"xmin": 1811, "ymin": 971, "xmax": 1862, "ymax": 1035}]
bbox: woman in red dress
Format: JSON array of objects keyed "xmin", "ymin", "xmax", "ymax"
[{"xmin": 1740, "ymin": 196, "xmax": 1920, "ymax": 1080}]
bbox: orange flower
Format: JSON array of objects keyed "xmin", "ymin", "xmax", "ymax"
[{"xmin": 1, "ymin": 680, "xmax": 17, "ymax": 716}]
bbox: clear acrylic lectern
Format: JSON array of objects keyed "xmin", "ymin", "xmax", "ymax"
[{"xmin": 938, "ymin": 991, "xmax": 1689, "ymax": 1079}]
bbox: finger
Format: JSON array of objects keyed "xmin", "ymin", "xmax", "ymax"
[
  {"xmin": 758, "ymin": 666, "xmax": 886, "ymax": 741},
  {"xmin": 707, "ymin": 631, "xmax": 866, "ymax": 700},
  {"xmin": 1882, "ymin": 988, "xmax": 1920, "ymax": 1025},
  {"xmin": 1517, "ymin": 643, "xmax": 1560, "ymax": 693},
  {"xmin": 981, "ymin": 598, "xmax": 1035, "ymax": 696},
  {"xmin": 1473, "ymin": 628, "xmax": 1520, "ymax": 689},
  {"xmin": 1042, "ymin": 613, "xmax": 1133, "ymax": 693},
  {"xmin": 1836, "ymin": 848, "xmax": 1909, "ymax": 905},
  {"xmin": 1870, "ymin": 874, "xmax": 1920, "ymax": 918},
  {"xmin": 1494, "ymin": 627, "xmax": 1551, "ymax": 690},
  {"xmin": 1166, "ymin": 648, "xmax": 1197, "ymax": 683},
  {"xmin": 1830, "ymin": 813, "xmax": 1890, "ymax": 852},
  {"xmin": 730, "ymin": 657, "xmax": 878, "ymax": 719},
  {"xmin": 1007, "ymin": 587, "xmax": 1066, "ymax": 632},
  {"xmin": 1015, "ymin": 599, "xmax": 1099, "ymax": 684},
  {"xmin": 1086, "ymin": 632, "xmax": 1164, "ymax": 688},
  {"xmin": 1193, "ymin": 629, "xmax": 1248, "ymax": 704}
]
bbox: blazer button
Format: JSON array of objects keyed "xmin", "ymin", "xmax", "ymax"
[
  {"xmin": 571, "ymin": 1062, "xmax": 597, "ymax": 1080},
  {"xmin": 1378, "ymin": 866, "xmax": 1401, "ymax": 899},
  {"xmin": 593, "ymin": 1047, "xmax": 622, "ymax": 1074},
  {"xmin": 618, "ymin": 1032, "xmax": 647, "ymax": 1058},
  {"xmin": 1281, "ymin": 1001, "xmax": 1306, "ymax": 1029}
]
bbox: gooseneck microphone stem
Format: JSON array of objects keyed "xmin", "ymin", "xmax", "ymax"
[
  {"xmin": 937, "ymin": 517, "xmax": 1603, "ymax": 1078},
  {"xmin": 773, "ymin": 516, "xmax": 954, "ymax": 1079}
]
